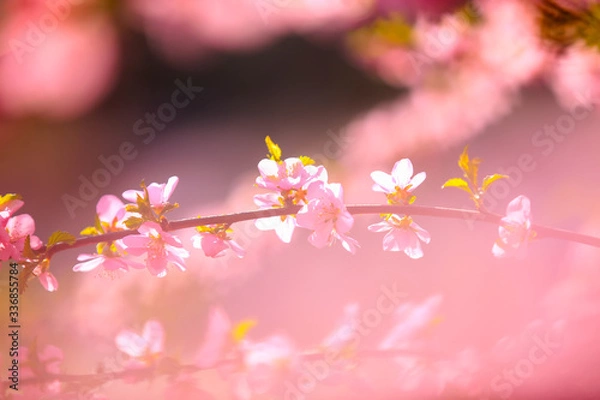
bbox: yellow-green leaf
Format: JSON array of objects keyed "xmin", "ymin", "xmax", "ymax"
[
  {"xmin": 265, "ymin": 136, "xmax": 282, "ymax": 162},
  {"xmin": 47, "ymin": 231, "xmax": 77, "ymax": 248},
  {"xmin": 441, "ymin": 178, "xmax": 472, "ymax": 193},
  {"xmin": 232, "ymin": 319, "xmax": 257, "ymax": 343},
  {"xmin": 458, "ymin": 146, "xmax": 482, "ymax": 186},
  {"xmin": 481, "ymin": 174, "xmax": 508, "ymax": 192},
  {"xmin": 80, "ymin": 226, "xmax": 98, "ymax": 236},
  {"xmin": 299, "ymin": 155, "xmax": 314, "ymax": 166},
  {"xmin": 0, "ymin": 193, "xmax": 22, "ymax": 207},
  {"xmin": 22, "ymin": 236, "xmax": 37, "ymax": 259}
]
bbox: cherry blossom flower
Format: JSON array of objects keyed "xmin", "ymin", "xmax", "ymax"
[
  {"xmin": 368, "ymin": 214, "xmax": 431, "ymax": 259},
  {"xmin": 120, "ymin": 222, "xmax": 189, "ymax": 277},
  {"xmin": 115, "ymin": 320, "xmax": 164, "ymax": 368},
  {"xmin": 97, "ymin": 195, "xmax": 127, "ymax": 229},
  {"xmin": 492, "ymin": 195, "xmax": 535, "ymax": 258},
  {"xmin": 254, "ymin": 191, "xmax": 298, "ymax": 244},
  {"xmin": 0, "ymin": 213, "xmax": 42, "ymax": 262},
  {"xmin": 196, "ymin": 307, "xmax": 232, "ymax": 368},
  {"xmin": 191, "ymin": 223, "xmax": 245, "ymax": 258},
  {"xmin": 371, "ymin": 158, "xmax": 426, "ymax": 204},
  {"xmin": 296, "ymin": 181, "xmax": 359, "ymax": 253},
  {"xmin": 254, "ymin": 158, "xmax": 327, "ymax": 244},
  {"xmin": 0, "ymin": 194, "xmax": 24, "ymax": 220},
  {"xmin": 35, "ymin": 270, "xmax": 59, "ymax": 292},
  {"xmin": 75, "ymin": 195, "xmax": 142, "ymax": 273},
  {"xmin": 122, "ymin": 176, "xmax": 179, "ymax": 207},
  {"xmin": 72, "ymin": 253, "xmax": 142, "ymax": 273},
  {"xmin": 256, "ymin": 157, "xmax": 326, "ymax": 192}
]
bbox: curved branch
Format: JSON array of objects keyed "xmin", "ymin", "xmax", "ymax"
[{"xmin": 42, "ymin": 204, "xmax": 600, "ymax": 260}]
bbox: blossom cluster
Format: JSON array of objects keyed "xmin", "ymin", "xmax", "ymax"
[
  {"xmin": 24, "ymin": 294, "xmax": 483, "ymax": 400},
  {"xmin": 1, "ymin": 139, "xmax": 539, "ymax": 292}
]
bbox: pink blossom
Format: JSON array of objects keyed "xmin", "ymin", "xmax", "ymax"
[
  {"xmin": 36, "ymin": 270, "xmax": 59, "ymax": 292},
  {"xmin": 254, "ymin": 160, "xmax": 327, "ymax": 244},
  {"xmin": 122, "ymin": 176, "xmax": 179, "ymax": 206},
  {"xmin": 235, "ymin": 336, "xmax": 297, "ymax": 398},
  {"xmin": 0, "ymin": 195, "xmax": 23, "ymax": 219},
  {"xmin": 368, "ymin": 214, "xmax": 431, "ymax": 259},
  {"xmin": 115, "ymin": 320, "xmax": 165, "ymax": 368},
  {"xmin": 0, "ymin": 9, "xmax": 119, "ymax": 119},
  {"xmin": 256, "ymin": 157, "xmax": 326, "ymax": 192},
  {"xmin": 72, "ymin": 253, "xmax": 142, "ymax": 273},
  {"xmin": 296, "ymin": 181, "xmax": 359, "ymax": 253},
  {"xmin": 492, "ymin": 195, "xmax": 534, "ymax": 258},
  {"xmin": 371, "ymin": 158, "xmax": 426, "ymax": 204},
  {"xmin": 97, "ymin": 194, "xmax": 127, "ymax": 229},
  {"xmin": 254, "ymin": 192, "xmax": 298, "ymax": 243},
  {"xmin": 191, "ymin": 225, "xmax": 245, "ymax": 258},
  {"xmin": 196, "ymin": 307, "xmax": 232, "ymax": 368},
  {"xmin": 20, "ymin": 344, "xmax": 64, "ymax": 397},
  {"xmin": 550, "ymin": 42, "xmax": 600, "ymax": 109},
  {"xmin": 0, "ymin": 214, "xmax": 42, "ymax": 261},
  {"xmin": 120, "ymin": 222, "xmax": 189, "ymax": 277}
]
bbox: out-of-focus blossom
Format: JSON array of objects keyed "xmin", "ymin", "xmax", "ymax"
[
  {"xmin": 196, "ymin": 307, "xmax": 232, "ymax": 368},
  {"xmin": 476, "ymin": 0, "xmax": 548, "ymax": 88},
  {"xmin": 492, "ymin": 195, "xmax": 535, "ymax": 258},
  {"xmin": 19, "ymin": 344, "xmax": 64, "ymax": 397},
  {"xmin": 379, "ymin": 295, "xmax": 443, "ymax": 351},
  {"xmin": 127, "ymin": 0, "xmax": 371, "ymax": 64},
  {"xmin": 234, "ymin": 335, "xmax": 297, "ymax": 400},
  {"xmin": 368, "ymin": 214, "xmax": 431, "ymax": 258},
  {"xmin": 371, "ymin": 158, "xmax": 426, "ymax": 204},
  {"xmin": 0, "ymin": 7, "xmax": 119, "ymax": 119},
  {"xmin": 392, "ymin": 347, "xmax": 480, "ymax": 396},
  {"xmin": 165, "ymin": 376, "xmax": 214, "ymax": 400},
  {"xmin": 0, "ymin": 213, "xmax": 42, "ymax": 261},
  {"xmin": 550, "ymin": 42, "xmax": 600, "ymax": 109},
  {"xmin": 296, "ymin": 181, "xmax": 358, "ymax": 253},
  {"xmin": 115, "ymin": 320, "xmax": 165, "ymax": 368},
  {"xmin": 123, "ymin": 176, "xmax": 179, "ymax": 207},
  {"xmin": 120, "ymin": 222, "xmax": 189, "ymax": 277},
  {"xmin": 343, "ymin": 1, "xmax": 548, "ymax": 168},
  {"xmin": 192, "ymin": 223, "xmax": 245, "ymax": 258}
]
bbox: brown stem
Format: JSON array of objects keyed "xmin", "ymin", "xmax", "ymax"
[
  {"xmin": 3, "ymin": 348, "xmax": 443, "ymax": 390},
  {"xmin": 42, "ymin": 204, "xmax": 600, "ymax": 260}
]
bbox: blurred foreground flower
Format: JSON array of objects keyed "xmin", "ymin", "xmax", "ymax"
[{"xmin": 492, "ymin": 195, "xmax": 535, "ymax": 258}]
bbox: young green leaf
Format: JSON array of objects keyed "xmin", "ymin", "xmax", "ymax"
[
  {"xmin": 441, "ymin": 178, "xmax": 472, "ymax": 194},
  {"xmin": 47, "ymin": 231, "xmax": 77, "ymax": 248},
  {"xmin": 265, "ymin": 136, "xmax": 282, "ymax": 162},
  {"xmin": 482, "ymin": 174, "xmax": 509, "ymax": 192}
]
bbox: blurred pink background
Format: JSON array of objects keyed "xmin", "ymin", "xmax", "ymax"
[{"xmin": 1, "ymin": 0, "xmax": 600, "ymax": 399}]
